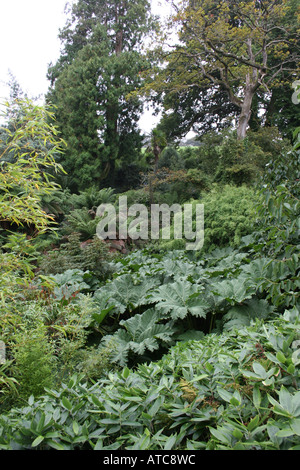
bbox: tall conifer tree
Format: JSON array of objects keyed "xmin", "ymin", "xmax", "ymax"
[{"xmin": 47, "ymin": 0, "xmax": 157, "ymax": 192}]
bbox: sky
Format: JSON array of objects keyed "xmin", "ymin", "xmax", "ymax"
[
  {"xmin": 0, "ymin": 0, "xmax": 67, "ymax": 100},
  {"xmin": 0, "ymin": 0, "xmax": 174, "ymax": 133}
]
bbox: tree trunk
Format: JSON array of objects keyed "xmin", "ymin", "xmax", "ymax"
[
  {"xmin": 237, "ymin": 83, "xmax": 255, "ymax": 140},
  {"xmin": 236, "ymin": 35, "xmax": 261, "ymax": 140},
  {"xmin": 115, "ymin": 1, "xmax": 123, "ymax": 56}
]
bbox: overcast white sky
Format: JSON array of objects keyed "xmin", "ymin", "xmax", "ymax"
[
  {"xmin": 0, "ymin": 0, "xmax": 174, "ymax": 133},
  {"xmin": 0, "ymin": 0, "xmax": 67, "ymax": 100}
]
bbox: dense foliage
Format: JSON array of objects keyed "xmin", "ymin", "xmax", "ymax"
[
  {"xmin": 1, "ymin": 308, "xmax": 299, "ymax": 450},
  {"xmin": 0, "ymin": 0, "xmax": 300, "ymax": 453},
  {"xmin": 0, "ymin": 98, "xmax": 299, "ymax": 449}
]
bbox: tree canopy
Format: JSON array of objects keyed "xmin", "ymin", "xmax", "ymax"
[{"xmin": 140, "ymin": 0, "xmax": 300, "ymax": 140}]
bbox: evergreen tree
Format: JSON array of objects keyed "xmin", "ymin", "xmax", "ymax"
[{"xmin": 47, "ymin": 0, "xmax": 158, "ymax": 192}]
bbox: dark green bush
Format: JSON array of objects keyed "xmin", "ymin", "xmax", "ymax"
[
  {"xmin": 38, "ymin": 232, "xmax": 113, "ymax": 279},
  {"xmin": 158, "ymin": 184, "xmax": 259, "ymax": 252},
  {"xmin": 178, "ymin": 128, "xmax": 291, "ymax": 186},
  {"xmin": 157, "ymin": 147, "xmax": 185, "ymax": 170}
]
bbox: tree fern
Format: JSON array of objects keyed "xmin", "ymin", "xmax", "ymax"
[
  {"xmin": 79, "ymin": 186, "xmax": 116, "ymax": 209},
  {"xmin": 64, "ymin": 208, "xmax": 100, "ymax": 240}
]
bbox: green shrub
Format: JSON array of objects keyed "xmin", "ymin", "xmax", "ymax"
[
  {"xmin": 66, "ymin": 187, "xmax": 116, "ymax": 212},
  {"xmin": 62, "ymin": 208, "xmax": 100, "ymax": 240},
  {"xmin": 48, "ymin": 294, "xmax": 110, "ymax": 382},
  {"xmin": 71, "ymin": 340, "xmax": 117, "ymax": 381},
  {"xmin": 11, "ymin": 324, "xmax": 57, "ymax": 405},
  {"xmin": 157, "ymin": 184, "xmax": 259, "ymax": 252},
  {"xmin": 251, "ymin": 128, "xmax": 300, "ymax": 309},
  {"xmin": 119, "ymin": 188, "xmax": 150, "ymax": 207},
  {"xmin": 200, "ymin": 184, "xmax": 259, "ymax": 252},
  {"xmin": 38, "ymin": 232, "xmax": 112, "ymax": 279},
  {"xmin": 178, "ymin": 128, "xmax": 291, "ymax": 186},
  {"xmin": 157, "ymin": 146, "xmax": 185, "ymax": 170}
]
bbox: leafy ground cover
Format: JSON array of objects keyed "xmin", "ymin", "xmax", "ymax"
[
  {"xmin": 0, "ymin": 306, "xmax": 299, "ymax": 450},
  {"xmin": 89, "ymin": 220, "xmax": 299, "ymax": 367}
]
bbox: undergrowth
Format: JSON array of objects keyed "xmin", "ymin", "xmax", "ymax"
[{"xmin": 0, "ymin": 307, "xmax": 299, "ymax": 450}]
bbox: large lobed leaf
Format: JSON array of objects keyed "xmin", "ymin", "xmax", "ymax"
[
  {"xmin": 101, "ymin": 309, "xmax": 176, "ymax": 366},
  {"xmin": 148, "ymin": 280, "xmax": 210, "ymax": 320}
]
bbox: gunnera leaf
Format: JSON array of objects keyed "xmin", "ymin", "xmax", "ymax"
[
  {"xmin": 120, "ymin": 308, "xmax": 175, "ymax": 350},
  {"xmin": 147, "ymin": 280, "xmax": 209, "ymax": 320},
  {"xmin": 93, "ymin": 274, "xmax": 159, "ymax": 317},
  {"xmin": 100, "ymin": 309, "xmax": 176, "ymax": 366},
  {"xmin": 211, "ymin": 276, "xmax": 256, "ymax": 304},
  {"xmin": 222, "ymin": 298, "xmax": 275, "ymax": 331}
]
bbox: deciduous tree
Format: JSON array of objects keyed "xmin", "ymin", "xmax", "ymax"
[{"xmin": 143, "ymin": 0, "xmax": 300, "ymax": 140}]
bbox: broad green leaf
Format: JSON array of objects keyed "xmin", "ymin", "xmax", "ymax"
[
  {"xmin": 276, "ymin": 351, "xmax": 286, "ymax": 363},
  {"xmin": 130, "ymin": 433, "xmax": 151, "ymax": 450},
  {"xmin": 148, "ymin": 280, "xmax": 207, "ymax": 320},
  {"xmin": 271, "ymin": 388, "xmax": 300, "ymax": 418},
  {"xmin": 91, "ymin": 395, "xmax": 103, "ymax": 408},
  {"xmin": 212, "ymin": 278, "xmax": 255, "ymax": 304},
  {"xmin": 252, "ymin": 362, "xmax": 267, "ymax": 379},
  {"xmin": 148, "ymin": 396, "xmax": 164, "ymax": 418},
  {"xmin": 94, "ymin": 439, "xmax": 104, "ymax": 450},
  {"xmin": 230, "ymin": 396, "xmax": 241, "ymax": 407},
  {"xmin": 46, "ymin": 440, "xmax": 66, "ymax": 450},
  {"xmin": 268, "ymin": 395, "xmax": 292, "ymax": 418},
  {"xmin": 253, "ymin": 385, "xmax": 261, "ymax": 409},
  {"xmin": 287, "ymin": 364, "xmax": 295, "ymax": 374},
  {"xmin": 223, "ymin": 298, "xmax": 274, "ymax": 331},
  {"xmin": 190, "ymin": 374, "xmax": 209, "ymax": 383},
  {"xmin": 209, "ymin": 427, "xmax": 231, "ymax": 445},
  {"xmin": 32, "ymin": 435, "xmax": 44, "ymax": 448},
  {"xmin": 37, "ymin": 413, "xmax": 46, "ymax": 433},
  {"xmin": 122, "ymin": 367, "xmax": 130, "ymax": 379},
  {"xmin": 102, "ymin": 308, "xmax": 176, "ymax": 366},
  {"xmin": 61, "ymin": 397, "xmax": 72, "ymax": 411},
  {"xmin": 276, "ymin": 428, "xmax": 294, "ymax": 438},
  {"xmin": 28, "ymin": 395, "xmax": 34, "ymax": 406},
  {"xmin": 73, "ymin": 421, "xmax": 79, "ymax": 436},
  {"xmin": 232, "ymin": 429, "xmax": 243, "ymax": 440},
  {"xmin": 291, "ymin": 418, "xmax": 300, "ymax": 436},
  {"xmin": 247, "ymin": 415, "xmax": 260, "ymax": 432},
  {"xmin": 164, "ymin": 434, "xmax": 177, "ymax": 450},
  {"xmin": 217, "ymin": 387, "xmax": 233, "ymax": 403}
]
